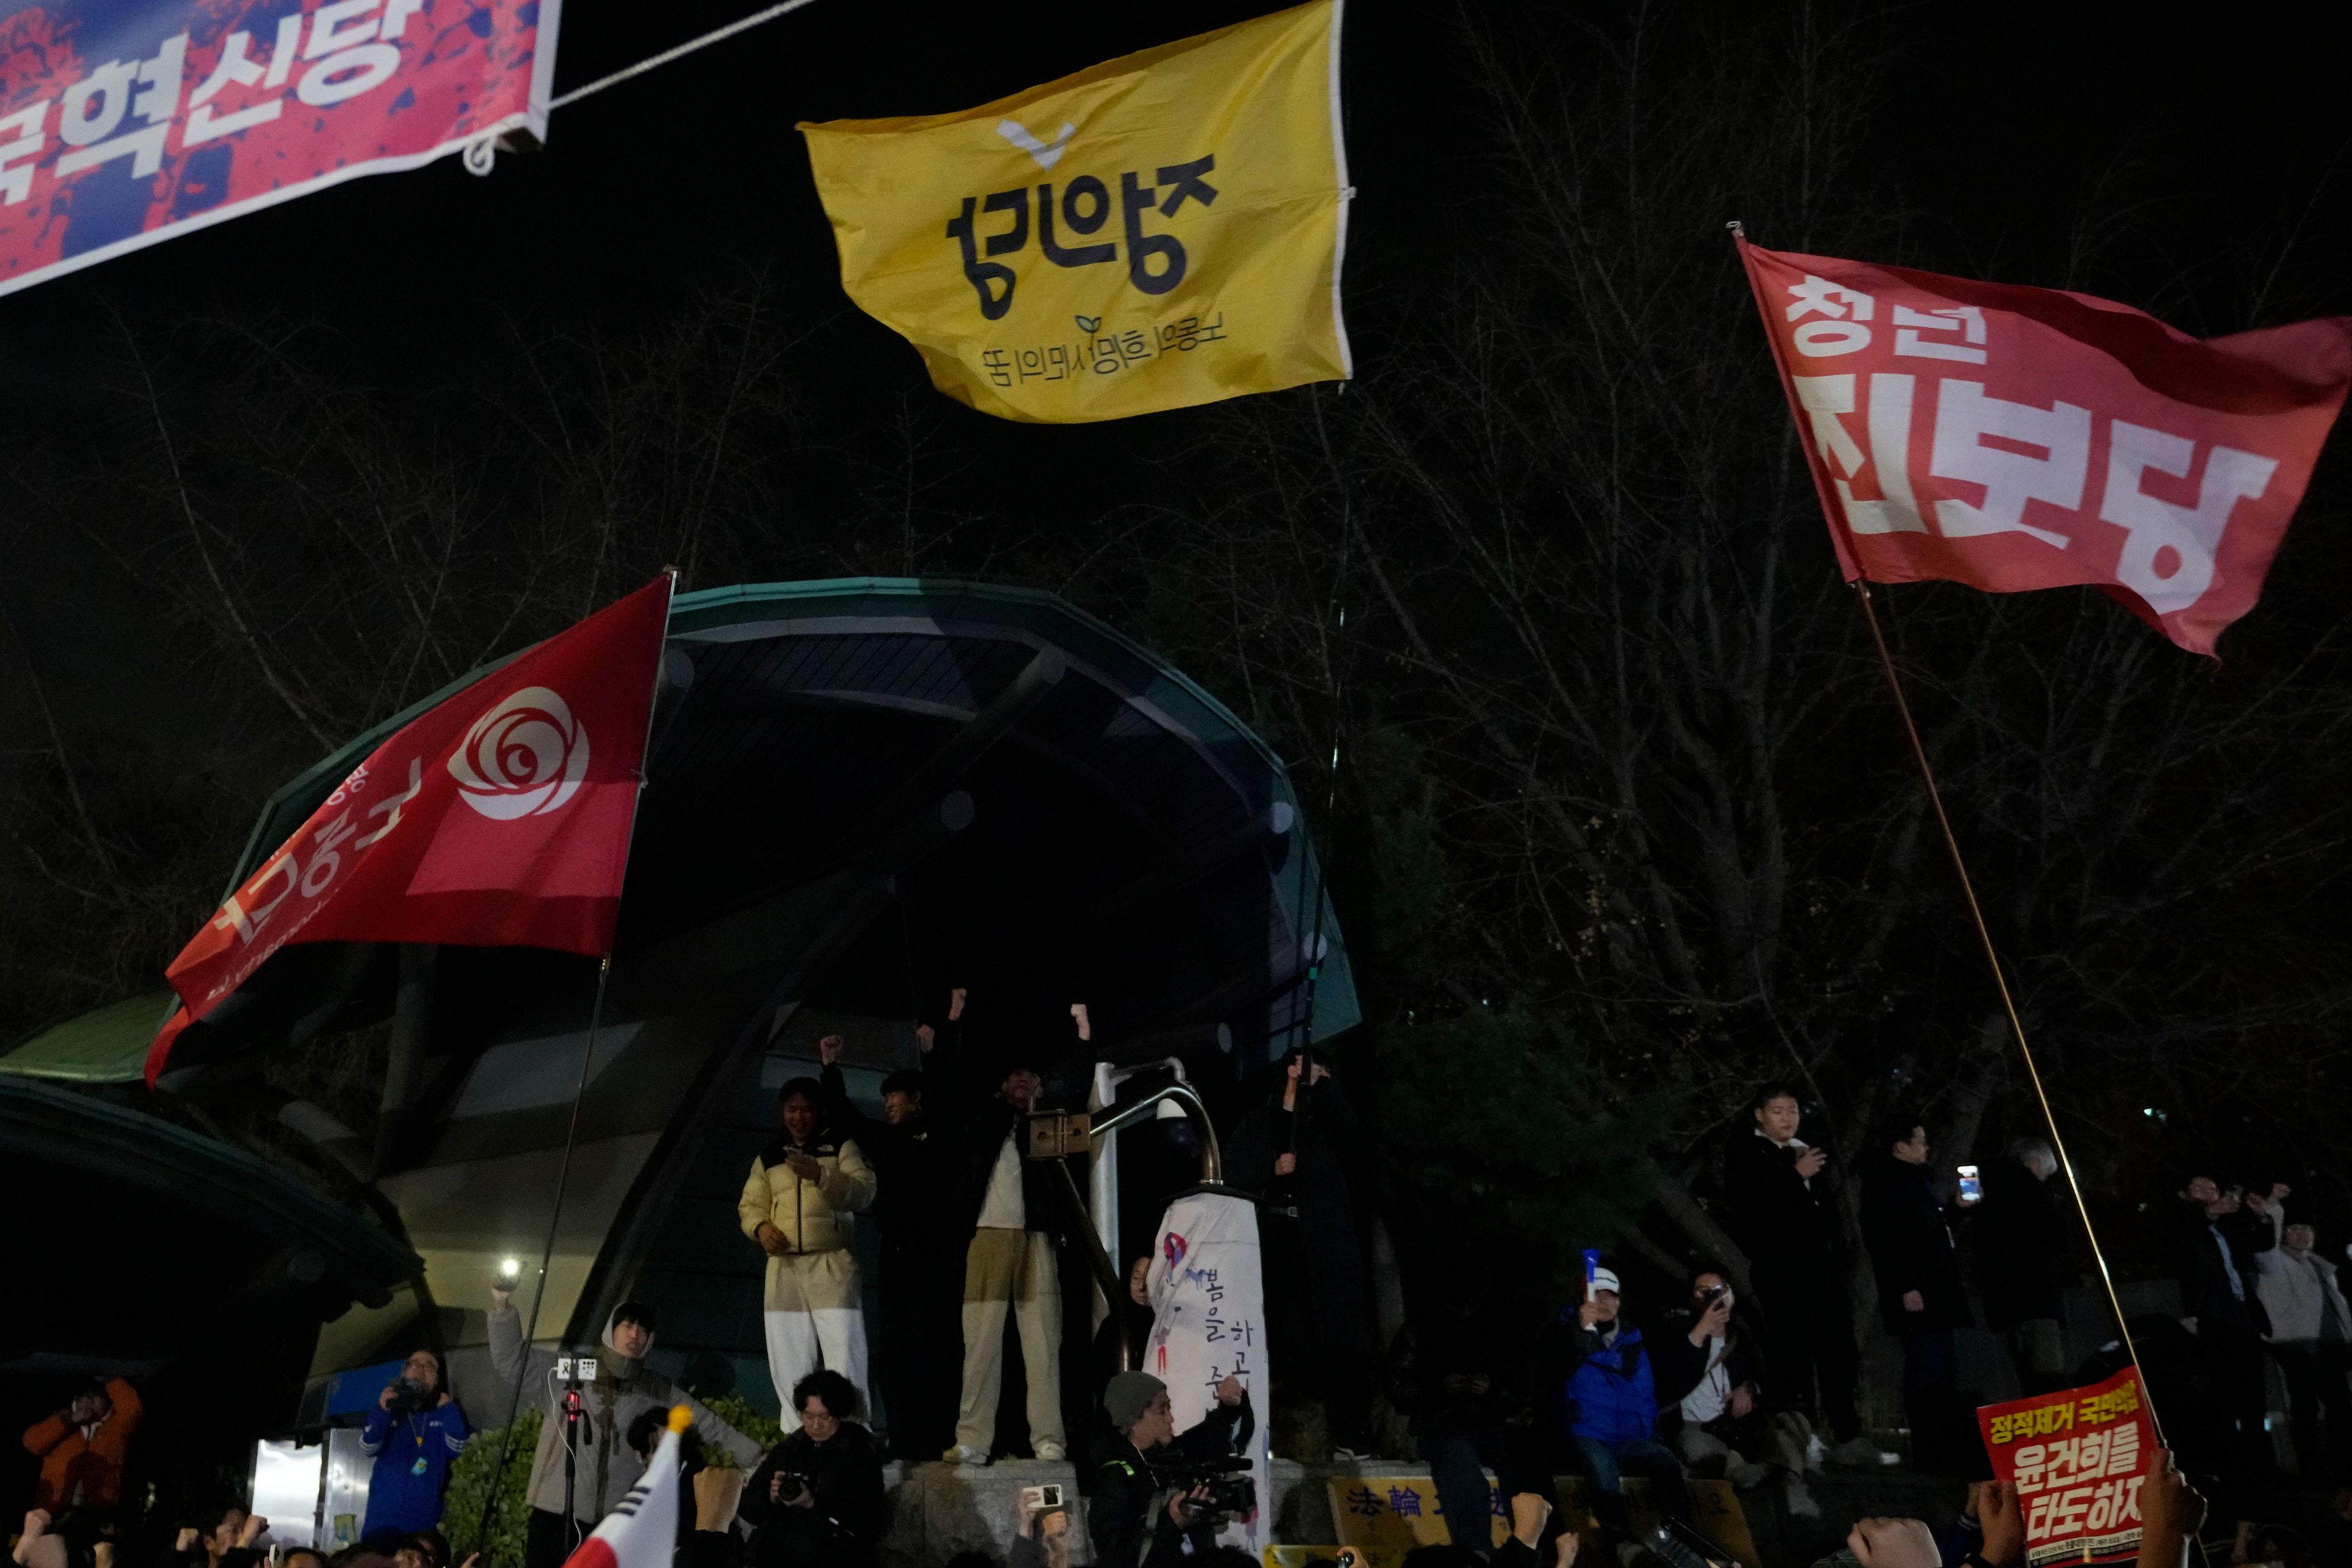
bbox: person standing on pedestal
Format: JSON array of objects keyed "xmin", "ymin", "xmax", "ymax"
[
  {"xmin": 1722, "ymin": 1082, "xmax": 1873, "ymax": 1464},
  {"xmin": 739, "ymin": 1077, "xmax": 878, "ymax": 1428},
  {"xmin": 1227, "ymin": 1046, "xmax": 1374, "ymax": 1459},
  {"xmin": 937, "ymin": 990, "xmax": 1077, "ymax": 1464}
]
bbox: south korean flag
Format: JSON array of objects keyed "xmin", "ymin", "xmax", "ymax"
[{"xmin": 562, "ymin": 1407, "xmax": 690, "ymax": 1568}]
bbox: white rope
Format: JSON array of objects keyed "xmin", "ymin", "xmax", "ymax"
[{"xmin": 548, "ymin": 0, "xmax": 825, "ymax": 111}]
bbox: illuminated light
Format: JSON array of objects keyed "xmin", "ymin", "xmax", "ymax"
[{"xmin": 500, "ymin": 1257, "xmax": 522, "ymax": 1278}]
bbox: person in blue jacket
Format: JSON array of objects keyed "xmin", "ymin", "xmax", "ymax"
[
  {"xmin": 1541, "ymin": 1267, "xmax": 1689, "ymax": 1559},
  {"xmin": 360, "ymin": 1350, "xmax": 470, "ymax": 1543}
]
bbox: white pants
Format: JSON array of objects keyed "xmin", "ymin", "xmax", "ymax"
[{"xmin": 762, "ymin": 1251, "xmax": 870, "ymax": 1430}]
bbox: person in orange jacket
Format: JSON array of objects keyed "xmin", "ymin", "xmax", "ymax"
[{"xmin": 23, "ymin": 1376, "xmax": 142, "ymax": 1513}]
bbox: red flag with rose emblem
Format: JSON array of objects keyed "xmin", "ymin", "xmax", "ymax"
[
  {"xmin": 1736, "ymin": 235, "xmax": 2352, "ymax": 655},
  {"xmin": 145, "ymin": 574, "xmax": 673, "ymax": 1085}
]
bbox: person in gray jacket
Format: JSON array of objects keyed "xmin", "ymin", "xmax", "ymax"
[
  {"xmin": 489, "ymin": 1286, "xmax": 761, "ymax": 1568},
  {"xmin": 2253, "ymin": 1198, "xmax": 2352, "ymax": 1481}
]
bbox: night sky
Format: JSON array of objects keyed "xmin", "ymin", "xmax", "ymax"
[{"xmin": 4, "ymin": 0, "xmax": 2349, "ymax": 744}]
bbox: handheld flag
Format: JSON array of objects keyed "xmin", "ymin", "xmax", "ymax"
[
  {"xmin": 146, "ymin": 573, "xmax": 673, "ymax": 1084},
  {"xmin": 562, "ymin": 1406, "xmax": 693, "ymax": 1568},
  {"xmin": 1737, "ymin": 234, "xmax": 2352, "ymax": 654},
  {"xmin": 0, "ymin": 0, "xmax": 560, "ymax": 301},
  {"xmin": 800, "ymin": 0, "xmax": 1352, "ymax": 423}
]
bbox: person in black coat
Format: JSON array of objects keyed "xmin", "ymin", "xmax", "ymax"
[
  {"xmin": 738, "ymin": 1371, "xmax": 888, "ymax": 1568},
  {"xmin": 2173, "ymin": 1174, "xmax": 2278, "ymax": 1476},
  {"xmin": 1859, "ymin": 1113, "xmax": 1974, "ymax": 1472},
  {"xmin": 819, "ymin": 1030, "xmax": 963, "ymax": 1458},
  {"xmin": 1976, "ymin": 1140, "xmax": 2070, "ymax": 1393},
  {"xmin": 1721, "ymin": 1082, "xmax": 1865, "ymax": 1455},
  {"xmin": 1225, "ymin": 1046, "xmax": 1374, "ymax": 1457}
]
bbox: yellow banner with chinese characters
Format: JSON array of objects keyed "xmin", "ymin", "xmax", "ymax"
[{"xmin": 797, "ymin": 1, "xmax": 1353, "ymax": 423}]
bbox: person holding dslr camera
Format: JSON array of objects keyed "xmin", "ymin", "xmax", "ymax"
[
  {"xmin": 1089, "ymin": 1371, "xmax": 1253, "ymax": 1568},
  {"xmin": 360, "ymin": 1351, "xmax": 469, "ymax": 1544},
  {"xmin": 738, "ymin": 1371, "xmax": 885, "ymax": 1568}
]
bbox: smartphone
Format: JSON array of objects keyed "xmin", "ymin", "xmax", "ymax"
[
  {"xmin": 1021, "ymin": 1483, "xmax": 1064, "ymax": 1512},
  {"xmin": 1958, "ymin": 1164, "xmax": 1981, "ymax": 1203}
]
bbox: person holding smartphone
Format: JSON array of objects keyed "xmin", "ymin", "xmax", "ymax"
[
  {"xmin": 1009, "ymin": 1485, "xmax": 1073, "ymax": 1568},
  {"xmin": 1859, "ymin": 1114, "xmax": 1974, "ymax": 1472},
  {"xmin": 1976, "ymin": 1140, "xmax": 2070, "ymax": 1395}
]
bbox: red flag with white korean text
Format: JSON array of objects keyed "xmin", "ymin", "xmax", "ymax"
[
  {"xmin": 146, "ymin": 573, "xmax": 673, "ymax": 1085},
  {"xmin": 1738, "ymin": 236, "xmax": 2352, "ymax": 655}
]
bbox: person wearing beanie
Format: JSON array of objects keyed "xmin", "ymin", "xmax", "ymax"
[
  {"xmin": 1088, "ymin": 1371, "xmax": 1251, "ymax": 1568},
  {"xmin": 489, "ymin": 1290, "xmax": 761, "ymax": 1568}
]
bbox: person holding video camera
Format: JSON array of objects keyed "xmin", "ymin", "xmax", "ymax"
[
  {"xmin": 359, "ymin": 1350, "xmax": 469, "ymax": 1543},
  {"xmin": 1089, "ymin": 1371, "xmax": 1252, "ymax": 1568},
  {"xmin": 739, "ymin": 1370, "xmax": 885, "ymax": 1568}
]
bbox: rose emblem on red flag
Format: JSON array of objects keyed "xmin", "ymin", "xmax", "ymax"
[{"xmin": 448, "ymin": 686, "xmax": 592, "ymax": 820}]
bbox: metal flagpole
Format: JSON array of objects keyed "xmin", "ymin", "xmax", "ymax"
[
  {"xmin": 471, "ymin": 571, "xmax": 680, "ymax": 1557},
  {"xmin": 1849, "ymin": 580, "xmax": 2165, "ymax": 1446}
]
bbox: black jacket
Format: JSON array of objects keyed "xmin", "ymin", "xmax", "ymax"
[
  {"xmin": 1860, "ymin": 1156, "xmax": 1972, "ymax": 1333},
  {"xmin": 819, "ymin": 1062, "xmax": 960, "ymax": 1253},
  {"xmin": 1226, "ymin": 1076, "xmax": 1371, "ymax": 1348},
  {"xmin": 1975, "ymin": 1156, "xmax": 2067, "ymax": 1327},
  {"xmin": 1649, "ymin": 1306, "xmax": 1768, "ymax": 1414},
  {"xmin": 1722, "ymin": 1130, "xmax": 1838, "ymax": 1272},
  {"xmin": 1387, "ymin": 1314, "xmax": 1520, "ymax": 1428},
  {"xmin": 1087, "ymin": 1396, "xmax": 1253, "ymax": 1568},
  {"xmin": 2173, "ymin": 1205, "xmax": 2274, "ymax": 1338},
  {"xmin": 927, "ymin": 1014, "xmax": 1072, "ymax": 1241},
  {"xmin": 738, "ymin": 1423, "xmax": 887, "ymax": 1568}
]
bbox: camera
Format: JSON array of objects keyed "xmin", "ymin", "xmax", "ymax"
[
  {"xmin": 385, "ymin": 1377, "xmax": 432, "ymax": 1416},
  {"xmin": 1698, "ymin": 1283, "xmax": 1728, "ymax": 1304},
  {"xmin": 774, "ymin": 1472, "xmax": 815, "ymax": 1504},
  {"xmin": 1148, "ymin": 1455, "xmax": 1256, "ymax": 1525}
]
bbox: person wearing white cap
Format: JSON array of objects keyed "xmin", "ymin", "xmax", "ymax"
[{"xmin": 1543, "ymin": 1266, "xmax": 1689, "ymax": 1564}]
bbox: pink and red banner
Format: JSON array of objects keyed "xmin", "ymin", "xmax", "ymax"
[
  {"xmin": 0, "ymin": 0, "xmax": 559, "ymax": 299},
  {"xmin": 147, "ymin": 573, "xmax": 670, "ymax": 1085},
  {"xmin": 1739, "ymin": 236, "xmax": 2352, "ymax": 655}
]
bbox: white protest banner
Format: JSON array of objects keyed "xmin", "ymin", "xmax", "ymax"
[{"xmin": 1146, "ymin": 1188, "xmax": 1271, "ymax": 1553}]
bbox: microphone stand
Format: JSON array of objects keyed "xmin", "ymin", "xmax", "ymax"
[{"xmin": 560, "ymin": 1361, "xmax": 592, "ymax": 1554}]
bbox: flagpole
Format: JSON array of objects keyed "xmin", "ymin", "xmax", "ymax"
[
  {"xmin": 1848, "ymin": 580, "xmax": 2165, "ymax": 1444},
  {"xmin": 474, "ymin": 571, "xmax": 680, "ymax": 1558}
]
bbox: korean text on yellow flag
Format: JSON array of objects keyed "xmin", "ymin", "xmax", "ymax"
[{"xmin": 798, "ymin": 1, "xmax": 1353, "ymax": 423}]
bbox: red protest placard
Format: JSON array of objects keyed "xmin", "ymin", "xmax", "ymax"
[{"xmin": 1978, "ymin": 1367, "xmax": 2156, "ymax": 1566}]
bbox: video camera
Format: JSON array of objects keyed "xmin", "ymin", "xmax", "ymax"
[{"xmin": 1146, "ymin": 1453, "xmax": 1255, "ymax": 1525}]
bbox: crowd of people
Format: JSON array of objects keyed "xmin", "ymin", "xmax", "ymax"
[{"xmin": 13, "ymin": 1046, "xmax": 2339, "ymax": 1568}]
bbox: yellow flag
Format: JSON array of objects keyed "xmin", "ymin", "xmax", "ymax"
[{"xmin": 798, "ymin": 2, "xmax": 1352, "ymax": 424}]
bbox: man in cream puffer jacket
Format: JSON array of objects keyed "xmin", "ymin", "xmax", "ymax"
[{"xmin": 740, "ymin": 1075, "xmax": 878, "ymax": 1428}]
